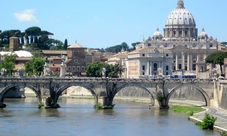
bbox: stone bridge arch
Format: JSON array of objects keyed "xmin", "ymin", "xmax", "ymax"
[
  {"xmin": 166, "ymin": 84, "xmax": 210, "ymax": 106},
  {"xmin": 54, "ymin": 84, "xmax": 98, "ymax": 103},
  {"xmin": 0, "ymin": 84, "xmax": 41, "ymax": 104},
  {"xmin": 110, "ymin": 83, "xmax": 155, "ymax": 106}
]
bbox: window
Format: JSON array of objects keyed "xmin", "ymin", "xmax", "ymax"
[
  {"xmin": 142, "ymin": 54, "xmax": 145, "ymax": 57},
  {"xmin": 166, "ymin": 66, "xmax": 169, "ymax": 71},
  {"xmin": 77, "ymin": 66, "xmax": 80, "ymax": 71},
  {"xmin": 179, "ymin": 31, "xmax": 182, "ymax": 37},
  {"xmin": 173, "ymin": 31, "xmax": 176, "ymax": 37},
  {"xmin": 68, "ymin": 66, "xmax": 71, "ymax": 71},
  {"xmin": 178, "ymin": 55, "xmax": 182, "ymax": 59},
  {"xmin": 192, "ymin": 64, "xmax": 196, "ymax": 70},
  {"xmin": 185, "ymin": 55, "xmax": 187, "ymax": 60},
  {"xmin": 81, "ymin": 66, "xmax": 85, "ymax": 71},
  {"xmin": 185, "ymin": 31, "xmax": 188, "ymax": 37},
  {"xmin": 193, "ymin": 54, "xmax": 197, "ymax": 59},
  {"xmin": 72, "ymin": 66, "xmax": 75, "ymax": 71},
  {"xmin": 142, "ymin": 65, "xmax": 145, "ymax": 70},
  {"xmin": 173, "ymin": 66, "xmax": 176, "ymax": 71},
  {"xmin": 166, "ymin": 54, "xmax": 169, "ymax": 57},
  {"xmin": 153, "ymin": 63, "xmax": 157, "ymax": 71},
  {"xmin": 178, "ymin": 64, "xmax": 182, "ymax": 70},
  {"xmin": 142, "ymin": 72, "xmax": 145, "ymax": 75},
  {"xmin": 74, "ymin": 59, "xmax": 78, "ymax": 63},
  {"xmin": 166, "ymin": 72, "xmax": 169, "ymax": 75},
  {"xmin": 210, "ymin": 44, "xmax": 213, "ymax": 47},
  {"xmin": 148, "ymin": 43, "xmax": 151, "ymax": 47}
]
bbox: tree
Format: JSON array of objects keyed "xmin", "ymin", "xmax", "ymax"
[
  {"xmin": 131, "ymin": 42, "xmax": 141, "ymax": 50},
  {"xmin": 25, "ymin": 52, "xmax": 45, "ymax": 76},
  {"xmin": 205, "ymin": 51, "xmax": 227, "ymax": 75},
  {"xmin": 64, "ymin": 39, "xmax": 68, "ymax": 50},
  {"xmin": 0, "ymin": 54, "xmax": 16, "ymax": 75},
  {"xmin": 86, "ymin": 62, "xmax": 125, "ymax": 78},
  {"xmin": 105, "ymin": 42, "xmax": 129, "ymax": 53},
  {"xmin": 86, "ymin": 61, "xmax": 105, "ymax": 77}
]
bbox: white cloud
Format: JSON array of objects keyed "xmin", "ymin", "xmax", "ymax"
[{"xmin": 14, "ymin": 9, "xmax": 39, "ymax": 22}]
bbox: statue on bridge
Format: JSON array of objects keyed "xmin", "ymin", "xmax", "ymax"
[
  {"xmin": 43, "ymin": 57, "xmax": 52, "ymax": 76},
  {"xmin": 102, "ymin": 67, "xmax": 106, "ymax": 78},
  {"xmin": 1, "ymin": 68, "xmax": 7, "ymax": 77},
  {"xmin": 158, "ymin": 68, "xmax": 163, "ymax": 78},
  {"xmin": 17, "ymin": 68, "xmax": 24, "ymax": 77}
]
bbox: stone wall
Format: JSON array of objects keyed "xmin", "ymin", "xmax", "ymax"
[
  {"xmin": 220, "ymin": 89, "xmax": 227, "ymax": 109},
  {"xmin": 170, "ymin": 87, "xmax": 205, "ymax": 102}
]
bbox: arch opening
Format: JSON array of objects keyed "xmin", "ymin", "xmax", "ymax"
[
  {"xmin": 0, "ymin": 85, "xmax": 41, "ymax": 107},
  {"xmin": 167, "ymin": 84, "xmax": 209, "ymax": 106},
  {"xmin": 55, "ymin": 85, "xmax": 98, "ymax": 107},
  {"xmin": 111, "ymin": 84, "xmax": 155, "ymax": 107}
]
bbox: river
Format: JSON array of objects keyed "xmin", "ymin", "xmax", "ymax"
[{"xmin": 0, "ymin": 97, "xmax": 220, "ymax": 136}]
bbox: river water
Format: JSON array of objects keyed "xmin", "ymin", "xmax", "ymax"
[{"xmin": 0, "ymin": 97, "xmax": 220, "ymax": 136}]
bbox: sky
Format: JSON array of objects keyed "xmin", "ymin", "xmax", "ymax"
[{"xmin": 0, "ymin": 0, "xmax": 226, "ymax": 49}]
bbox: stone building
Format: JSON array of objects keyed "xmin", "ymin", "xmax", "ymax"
[
  {"xmin": 136, "ymin": 0, "xmax": 218, "ymax": 76},
  {"xmin": 9, "ymin": 36, "xmax": 19, "ymax": 52},
  {"xmin": 126, "ymin": 47, "xmax": 173, "ymax": 78},
  {"xmin": 106, "ymin": 50, "xmax": 128, "ymax": 78}
]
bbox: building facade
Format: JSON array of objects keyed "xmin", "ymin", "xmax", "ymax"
[
  {"xmin": 136, "ymin": 0, "xmax": 218, "ymax": 76},
  {"xmin": 127, "ymin": 47, "xmax": 173, "ymax": 78}
]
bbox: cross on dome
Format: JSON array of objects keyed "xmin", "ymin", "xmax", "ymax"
[{"xmin": 177, "ymin": 0, "xmax": 185, "ymax": 9}]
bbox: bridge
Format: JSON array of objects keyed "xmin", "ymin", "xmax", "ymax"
[{"xmin": 0, "ymin": 77, "xmax": 222, "ymax": 109}]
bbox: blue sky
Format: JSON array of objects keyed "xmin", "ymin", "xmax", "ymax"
[{"xmin": 1, "ymin": 0, "xmax": 226, "ymax": 49}]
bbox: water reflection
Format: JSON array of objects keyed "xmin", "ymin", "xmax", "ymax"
[{"xmin": 0, "ymin": 97, "xmax": 220, "ymax": 136}]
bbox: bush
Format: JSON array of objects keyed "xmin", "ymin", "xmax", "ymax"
[
  {"xmin": 38, "ymin": 102, "xmax": 44, "ymax": 109},
  {"xmin": 95, "ymin": 103, "xmax": 102, "ymax": 109},
  {"xmin": 188, "ymin": 110, "xmax": 194, "ymax": 116},
  {"xmin": 156, "ymin": 93, "xmax": 163, "ymax": 102},
  {"xmin": 199, "ymin": 113, "xmax": 217, "ymax": 130}
]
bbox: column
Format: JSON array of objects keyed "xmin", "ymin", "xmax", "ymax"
[
  {"xmin": 146, "ymin": 61, "xmax": 149, "ymax": 75},
  {"xmin": 138, "ymin": 61, "xmax": 141, "ymax": 77},
  {"xmin": 182, "ymin": 52, "xmax": 184, "ymax": 70},
  {"xmin": 189, "ymin": 54, "xmax": 192, "ymax": 70},
  {"xmin": 150, "ymin": 62, "xmax": 153, "ymax": 75},
  {"xmin": 197, "ymin": 54, "xmax": 200, "ymax": 63},
  {"xmin": 187, "ymin": 54, "xmax": 190, "ymax": 71},
  {"xmin": 175, "ymin": 54, "xmax": 178, "ymax": 70}
]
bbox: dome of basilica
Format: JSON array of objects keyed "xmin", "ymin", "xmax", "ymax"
[
  {"xmin": 153, "ymin": 28, "xmax": 163, "ymax": 39},
  {"xmin": 198, "ymin": 28, "xmax": 208, "ymax": 39},
  {"xmin": 165, "ymin": 0, "xmax": 196, "ymax": 27}
]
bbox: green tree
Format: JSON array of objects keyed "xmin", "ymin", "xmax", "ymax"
[
  {"xmin": 131, "ymin": 42, "xmax": 140, "ymax": 50},
  {"xmin": 25, "ymin": 52, "xmax": 45, "ymax": 76},
  {"xmin": 205, "ymin": 51, "xmax": 227, "ymax": 75},
  {"xmin": 0, "ymin": 54, "xmax": 16, "ymax": 75},
  {"xmin": 86, "ymin": 62, "xmax": 125, "ymax": 78},
  {"xmin": 198, "ymin": 113, "xmax": 217, "ymax": 130},
  {"xmin": 86, "ymin": 61, "xmax": 105, "ymax": 77},
  {"xmin": 105, "ymin": 42, "xmax": 129, "ymax": 53},
  {"xmin": 64, "ymin": 39, "xmax": 68, "ymax": 50}
]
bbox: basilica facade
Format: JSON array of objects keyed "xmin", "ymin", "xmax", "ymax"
[{"xmin": 136, "ymin": 0, "xmax": 218, "ymax": 76}]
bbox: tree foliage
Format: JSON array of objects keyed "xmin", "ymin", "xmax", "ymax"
[
  {"xmin": 25, "ymin": 52, "xmax": 45, "ymax": 76},
  {"xmin": 197, "ymin": 113, "xmax": 217, "ymax": 130},
  {"xmin": 0, "ymin": 26, "xmax": 57, "ymax": 50},
  {"xmin": 0, "ymin": 54, "xmax": 16, "ymax": 75},
  {"xmin": 205, "ymin": 51, "xmax": 227, "ymax": 75},
  {"xmin": 64, "ymin": 39, "xmax": 68, "ymax": 50},
  {"xmin": 105, "ymin": 42, "xmax": 129, "ymax": 53},
  {"xmin": 86, "ymin": 62, "xmax": 125, "ymax": 78},
  {"xmin": 131, "ymin": 42, "xmax": 140, "ymax": 50}
]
